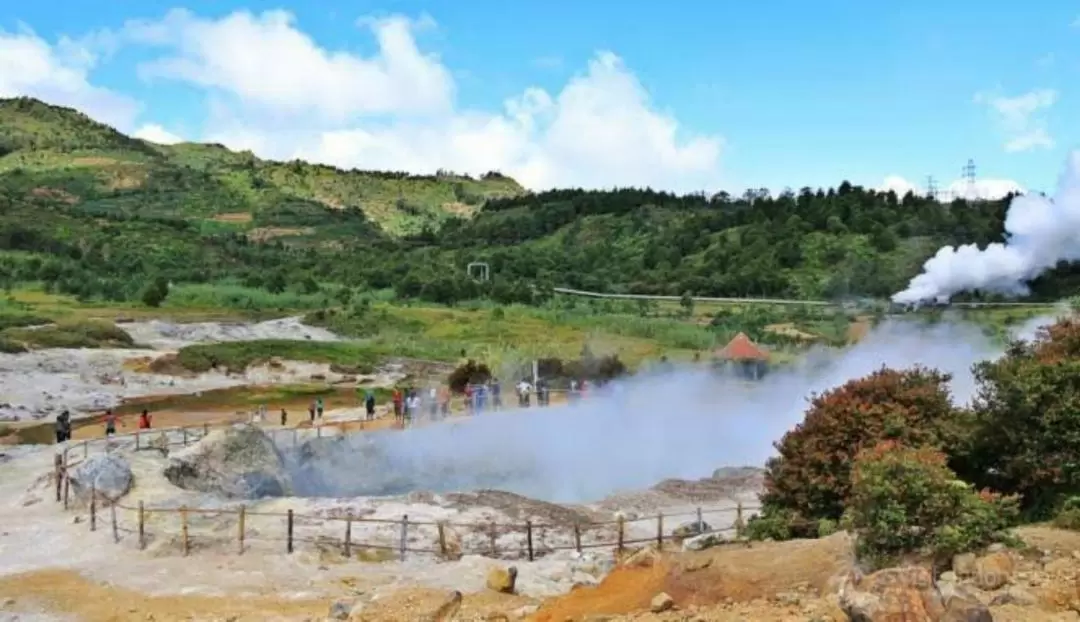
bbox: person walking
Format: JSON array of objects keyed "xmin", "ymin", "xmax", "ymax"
[
  {"xmin": 308, "ymin": 401, "xmax": 316, "ymax": 423},
  {"xmin": 54, "ymin": 411, "xmax": 67, "ymax": 444},
  {"xmin": 516, "ymin": 379, "xmax": 532, "ymax": 408},
  {"xmin": 428, "ymin": 386, "xmax": 438, "ymax": 419},
  {"xmin": 315, "ymin": 397, "xmax": 324, "ymax": 420},
  {"xmin": 438, "ymin": 384, "xmax": 450, "ymax": 418},
  {"xmin": 280, "ymin": 408, "xmax": 288, "ymax": 426},
  {"xmin": 138, "ymin": 409, "xmax": 152, "ymax": 430}
]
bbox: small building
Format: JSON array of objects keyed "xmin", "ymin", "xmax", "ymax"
[{"xmin": 713, "ymin": 332, "xmax": 769, "ymax": 380}]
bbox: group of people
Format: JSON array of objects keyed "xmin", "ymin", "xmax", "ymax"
[
  {"xmin": 391, "ymin": 385, "xmax": 452, "ymax": 425},
  {"xmin": 54, "ymin": 408, "xmax": 153, "ymax": 443}
]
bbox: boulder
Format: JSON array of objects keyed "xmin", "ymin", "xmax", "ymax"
[
  {"xmin": 486, "ymin": 566, "xmax": 518, "ymax": 594},
  {"xmin": 839, "ymin": 566, "xmax": 945, "ymax": 621},
  {"xmin": 672, "ymin": 520, "xmax": 711, "ymax": 539},
  {"xmin": 972, "ymin": 551, "xmax": 1015, "ymax": 591},
  {"xmin": 69, "ymin": 453, "xmax": 133, "ymax": 502},
  {"xmin": 163, "ymin": 424, "xmax": 290, "ymax": 499},
  {"xmin": 952, "ymin": 553, "xmax": 977, "ymax": 578},
  {"xmin": 683, "ymin": 532, "xmax": 727, "ymax": 552},
  {"xmin": 650, "ymin": 592, "xmax": 674, "ymax": 613}
]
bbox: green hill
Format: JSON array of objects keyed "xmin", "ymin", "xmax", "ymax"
[
  {"xmin": 0, "ymin": 97, "xmax": 524, "ymax": 237},
  {"xmin": 1, "ymin": 96, "xmax": 1078, "ymax": 310}
]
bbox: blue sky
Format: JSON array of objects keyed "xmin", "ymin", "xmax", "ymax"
[{"xmin": 1, "ymin": 1, "xmax": 1078, "ymax": 196}]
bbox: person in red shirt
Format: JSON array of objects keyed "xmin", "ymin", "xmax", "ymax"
[
  {"xmin": 138, "ymin": 409, "xmax": 152, "ymax": 429},
  {"xmin": 392, "ymin": 388, "xmax": 404, "ymax": 423}
]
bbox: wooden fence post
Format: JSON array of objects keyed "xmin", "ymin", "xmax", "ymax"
[
  {"xmin": 317, "ymin": 425, "xmax": 322, "ymax": 439},
  {"xmin": 437, "ymin": 521, "xmax": 447, "ymax": 559},
  {"xmin": 111, "ymin": 502, "xmax": 119, "ymax": 543},
  {"xmin": 83, "ymin": 441, "xmax": 88, "ymax": 458},
  {"xmin": 656, "ymin": 513, "xmax": 664, "ymax": 550},
  {"xmin": 344, "ymin": 514, "xmax": 352, "ymax": 558},
  {"xmin": 182, "ymin": 428, "xmax": 188, "ymax": 446},
  {"xmin": 489, "ymin": 520, "xmax": 497, "ymax": 557},
  {"xmin": 62, "ymin": 465, "xmax": 70, "ymax": 510},
  {"xmin": 203, "ymin": 423, "xmax": 209, "ymax": 437},
  {"xmin": 696, "ymin": 507, "xmax": 703, "ymax": 533},
  {"xmin": 135, "ymin": 431, "xmax": 140, "ymax": 451},
  {"xmin": 90, "ymin": 486, "xmax": 97, "ymax": 532},
  {"xmin": 237, "ymin": 505, "xmax": 246, "ymax": 555},
  {"xmin": 616, "ymin": 515, "xmax": 625, "ymax": 557},
  {"xmin": 287, "ymin": 509, "xmax": 294, "ymax": 554},
  {"xmin": 399, "ymin": 515, "xmax": 408, "ymax": 562},
  {"xmin": 574, "ymin": 524, "xmax": 582, "ymax": 554},
  {"xmin": 180, "ymin": 506, "xmax": 190, "ymax": 556},
  {"xmin": 138, "ymin": 501, "xmax": 145, "ymax": 550},
  {"xmin": 526, "ymin": 520, "xmax": 534, "ymax": 562},
  {"xmin": 293, "ymin": 429, "xmax": 298, "ymax": 446},
  {"xmin": 735, "ymin": 502, "xmax": 745, "ymax": 537},
  {"xmin": 54, "ymin": 454, "xmax": 62, "ymax": 503}
]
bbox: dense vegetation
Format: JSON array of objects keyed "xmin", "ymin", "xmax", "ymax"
[
  {"xmin": 747, "ymin": 317, "xmax": 1080, "ymax": 568},
  {"xmin": 3, "ymin": 97, "xmax": 1080, "ymax": 311}
]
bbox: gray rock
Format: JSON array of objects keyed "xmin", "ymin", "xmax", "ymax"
[
  {"xmin": 163, "ymin": 424, "xmax": 290, "ymax": 499},
  {"xmin": 69, "ymin": 453, "xmax": 133, "ymax": 502},
  {"xmin": 650, "ymin": 592, "xmax": 674, "ymax": 613},
  {"xmin": 683, "ymin": 532, "xmax": 726, "ymax": 551},
  {"xmin": 673, "ymin": 520, "xmax": 711, "ymax": 538},
  {"xmin": 328, "ymin": 600, "xmax": 351, "ymax": 620}
]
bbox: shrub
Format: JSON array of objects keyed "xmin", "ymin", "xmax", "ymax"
[
  {"xmin": 1051, "ymin": 496, "xmax": 1080, "ymax": 531},
  {"xmin": 965, "ymin": 318, "xmax": 1080, "ymax": 518},
  {"xmin": 447, "ymin": 359, "xmax": 491, "ymax": 393},
  {"xmin": 1, "ymin": 320, "xmax": 135, "ymax": 349},
  {"xmin": 761, "ymin": 366, "xmax": 962, "ymax": 523},
  {"xmin": 845, "ymin": 442, "xmax": 1019, "ymax": 570}
]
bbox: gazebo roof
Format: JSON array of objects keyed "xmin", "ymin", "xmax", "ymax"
[{"xmin": 715, "ymin": 332, "xmax": 769, "ymax": 361}]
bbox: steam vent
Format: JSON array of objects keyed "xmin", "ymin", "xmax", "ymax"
[{"xmin": 713, "ymin": 332, "xmax": 769, "ymax": 380}]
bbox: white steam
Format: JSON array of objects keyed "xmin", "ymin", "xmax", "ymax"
[
  {"xmin": 282, "ymin": 315, "xmax": 1054, "ymax": 504},
  {"xmin": 893, "ymin": 151, "xmax": 1080, "ymax": 304}
]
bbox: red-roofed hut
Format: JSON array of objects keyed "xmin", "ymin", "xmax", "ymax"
[{"xmin": 713, "ymin": 332, "xmax": 769, "ymax": 379}]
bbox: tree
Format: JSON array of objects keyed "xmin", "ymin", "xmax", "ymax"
[
  {"xmin": 140, "ymin": 276, "xmax": 169, "ymax": 308},
  {"xmin": 760, "ymin": 366, "xmax": 961, "ymax": 523},
  {"xmin": 679, "ymin": 291, "xmax": 694, "ymax": 318},
  {"xmin": 963, "ymin": 318, "xmax": 1080, "ymax": 517}
]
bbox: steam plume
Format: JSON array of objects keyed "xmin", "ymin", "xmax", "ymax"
[
  {"xmin": 283, "ymin": 316, "xmax": 1053, "ymax": 504},
  {"xmin": 893, "ymin": 151, "xmax": 1080, "ymax": 304}
]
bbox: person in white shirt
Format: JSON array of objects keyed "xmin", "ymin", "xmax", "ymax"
[{"xmin": 516, "ymin": 379, "xmax": 532, "ymax": 407}]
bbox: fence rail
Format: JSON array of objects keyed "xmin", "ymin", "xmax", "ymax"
[{"xmin": 53, "ymin": 447, "xmax": 759, "ymax": 562}]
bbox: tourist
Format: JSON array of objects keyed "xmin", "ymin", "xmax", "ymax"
[
  {"xmin": 463, "ymin": 383, "xmax": 473, "ymax": 415},
  {"xmin": 491, "ymin": 378, "xmax": 502, "ymax": 410},
  {"xmin": 54, "ymin": 412, "xmax": 67, "ymax": 444},
  {"xmin": 103, "ymin": 410, "xmax": 119, "ymax": 436},
  {"xmin": 405, "ymin": 390, "xmax": 420, "ymax": 425},
  {"xmin": 315, "ymin": 397, "xmax": 324, "ymax": 419},
  {"xmin": 475, "ymin": 383, "xmax": 487, "ymax": 414},
  {"xmin": 568, "ymin": 379, "xmax": 579, "ymax": 403},
  {"xmin": 308, "ymin": 401, "xmax": 316, "ymax": 423},
  {"xmin": 280, "ymin": 408, "xmax": 288, "ymax": 426},
  {"xmin": 438, "ymin": 384, "xmax": 451, "ymax": 418},
  {"xmin": 516, "ymin": 379, "xmax": 532, "ymax": 408},
  {"xmin": 60, "ymin": 411, "xmax": 71, "ymax": 442},
  {"xmin": 364, "ymin": 390, "xmax": 376, "ymax": 421},
  {"xmin": 428, "ymin": 386, "xmax": 438, "ymax": 418},
  {"xmin": 138, "ymin": 409, "xmax": 152, "ymax": 430},
  {"xmin": 392, "ymin": 388, "xmax": 403, "ymax": 423}
]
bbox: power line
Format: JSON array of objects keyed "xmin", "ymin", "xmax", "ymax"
[{"xmin": 925, "ymin": 175, "xmax": 938, "ymax": 200}]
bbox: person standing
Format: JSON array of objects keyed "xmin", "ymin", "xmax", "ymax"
[
  {"xmin": 315, "ymin": 397, "xmax": 324, "ymax": 420},
  {"xmin": 491, "ymin": 378, "xmax": 502, "ymax": 410},
  {"xmin": 438, "ymin": 384, "xmax": 450, "ymax": 418},
  {"xmin": 463, "ymin": 384, "xmax": 474, "ymax": 416},
  {"xmin": 138, "ymin": 409, "xmax": 152, "ymax": 430},
  {"xmin": 428, "ymin": 386, "xmax": 438, "ymax": 418},
  {"xmin": 103, "ymin": 410, "xmax": 119, "ymax": 437},
  {"xmin": 364, "ymin": 390, "xmax": 376, "ymax": 421},
  {"xmin": 308, "ymin": 401, "xmax": 316, "ymax": 423},
  {"xmin": 516, "ymin": 379, "xmax": 532, "ymax": 408},
  {"xmin": 54, "ymin": 411, "xmax": 67, "ymax": 444},
  {"xmin": 392, "ymin": 388, "xmax": 404, "ymax": 423},
  {"xmin": 280, "ymin": 408, "xmax": 288, "ymax": 426}
]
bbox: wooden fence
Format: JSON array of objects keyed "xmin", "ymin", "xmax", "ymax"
[{"xmin": 52, "ymin": 453, "xmax": 758, "ymax": 561}]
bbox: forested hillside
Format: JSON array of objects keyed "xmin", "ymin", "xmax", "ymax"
[{"xmin": 1, "ymin": 96, "xmax": 1078, "ymax": 306}]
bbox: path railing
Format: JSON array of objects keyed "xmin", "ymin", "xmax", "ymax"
[{"xmin": 52, "ymin": 455, "xmax": 758, "ymax": 561}]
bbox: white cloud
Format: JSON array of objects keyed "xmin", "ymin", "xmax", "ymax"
[
  {"xmin": 134, "ymin": 123, "xmax": 183, "ymax": 145},
  {"xmin": 974, "ymin": 89, "xmax": 1057, "ymax": 153},
  {"xmin": 125, "ymin": 9, "xmax": 453, "ymax": 122},
  {"xmin": 0, "ymin": 25, "xmax": 140, "ymax": 130},
  {"xmin": 128, "ymin": 10, "xmax": 723, "ymax": 192},
  {"xmin": 876, "ymin": 175, "xmax": 1024, "ymax": 201}
]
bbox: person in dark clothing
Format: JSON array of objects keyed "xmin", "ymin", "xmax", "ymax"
[
  {"xmin": 280, "ymin": 408, "xmax": 288, "ymax": 426},
  {"xmin": 491, "ymin": 379, "xmax": 502, "ymax": 410},
  {"xmin": 103, "ymin": 410, "xmax": 118, "ymax": 436},
  {"xmin": 54, "ymin": 412, "xmax": 67, "ymax": 444},
  {"xmin": 364, "ymin": 391, "xmax": 376, "ymax": 421},
  {"xmin": 308, "ymin": 402, "xmax": 316, "ymax": 423}
]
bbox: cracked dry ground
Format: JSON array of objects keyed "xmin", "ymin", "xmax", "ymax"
[{"xmin": 5, "ymin": 527, "xmax": 1080, "ymax": 621}]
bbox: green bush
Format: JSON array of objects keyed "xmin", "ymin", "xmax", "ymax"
[
  {"xmin": 1, "ymin": 320, "xmax": 135, "ymax": 349},
  {"xmin": 845, "ymin": 442, "xmax": 1019, "ymax": 570}
]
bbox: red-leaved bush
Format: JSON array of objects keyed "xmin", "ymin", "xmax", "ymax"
[{"xmin": 760, "ymin": 366, "xmax": 961, "ymax": 523}]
